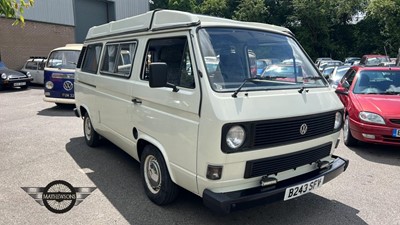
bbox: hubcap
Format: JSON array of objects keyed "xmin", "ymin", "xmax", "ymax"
[
  {"xmin": 85, "ymin": 117, "xmax": 92, "ymax": 140},
  {"xmin": 144, "ymin": 155, "xmax": 161, "ymax": 194}
]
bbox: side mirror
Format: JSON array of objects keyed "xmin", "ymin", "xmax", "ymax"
[
  {"xmin": 149, "ymin": 62, "xmax": 168, "ymax": 88},
  {"xmin": 335, "ymin": 85, "xmax": 349, "ymax": 95},
  {"xmin": 148, "ymin": 62, "xmax": 179, "ymax": 92}
]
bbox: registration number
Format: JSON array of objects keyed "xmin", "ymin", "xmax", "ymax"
[
  {"xmin": 61, "ymin": 93, "xmax": 74, "ymax": 98},
  {"xmin": 393, "ymin": 129, "xmax": 400, "ymax": 138},
  {"xmin": 13, "ymin": 82, "xmax": 26, "ymax": 87},
  {"xmin": 284, "ymin": 176, "xmax": 324, "ymax": 201}
]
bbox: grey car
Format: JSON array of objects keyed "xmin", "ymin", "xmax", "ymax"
[{"xmin": 0, "ymin": 61, "xmax": 32, "ymax": 91}]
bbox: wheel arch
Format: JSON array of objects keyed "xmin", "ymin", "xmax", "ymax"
[{"xmin": 136, "ymin": 135, "xmax": 177, "ymax": 183}]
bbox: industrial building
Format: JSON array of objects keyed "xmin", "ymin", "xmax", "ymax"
[{"xmin": 0, "ymin": 0, "xmax": 149, "ymax": 70}]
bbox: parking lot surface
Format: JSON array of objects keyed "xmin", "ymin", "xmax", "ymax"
[{"xmin": 1, "ymin": 87, "xmax": 399, "ymax": 225}]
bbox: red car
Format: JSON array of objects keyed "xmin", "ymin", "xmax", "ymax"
[{"xmin": 335, "ymin": 66, "xmax": 400, "ymax": 146}]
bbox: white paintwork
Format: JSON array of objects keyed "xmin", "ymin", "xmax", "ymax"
[{"xmin": 75, "ymin": 10, "xmax": 344, "ymax": 199}]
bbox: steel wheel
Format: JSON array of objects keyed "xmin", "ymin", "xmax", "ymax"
[
  {"xmin": 140, "ymin": 145, "xmax": 179, "ymax": 205},
  {"xmin": 144, "ymin": 155, "xmax": 162, "ymax": 194},
  {"xmin": 343, "ymin": 115, "xmax": 357, "ymax": 146},
  {"xmin": 83, "ymin": 112, "xmax": 100, "ymax": 147}
]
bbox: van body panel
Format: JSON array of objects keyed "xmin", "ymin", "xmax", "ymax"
[{"xmin": 75, "ymin": 10, "xmax": 347, "ymax": 213}]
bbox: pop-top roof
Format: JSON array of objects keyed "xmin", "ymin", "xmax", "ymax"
[{"xmin": 85, "ymin": 10, "xmax": 292, "ymax": 40}]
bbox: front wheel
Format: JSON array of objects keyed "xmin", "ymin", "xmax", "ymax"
[
  {"xmin": 83, "ymin": 112, "xmax": 100, "ymax": 147},
  {"xmin": 140, "ymin": 145, "xmax": 179, "ymax": 205},
  {"xmin": 343, "ymin": 115, "xmax": 358, "ymax": 146}
]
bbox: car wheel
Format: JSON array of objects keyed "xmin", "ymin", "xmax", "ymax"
[
  {"xmin": 343, "ymin": 115, "xmax": 358, "ymax": 146},
  {"xmin": 141, "ymin": 145, "xmax": 179, "ymax": 205},
  {"xmin": 83, "ymin": 112, "xmax": 100, "ymax": 147}
]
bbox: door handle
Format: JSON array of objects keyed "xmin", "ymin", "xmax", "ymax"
[{"xmin": 132, "ymin": 98, "xmax": 142, "ymax": 104}]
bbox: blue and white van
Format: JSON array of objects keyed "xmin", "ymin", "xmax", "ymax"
[{"xmin": 43, "ymin": 44, "xmax": 83, "ymax": 106}]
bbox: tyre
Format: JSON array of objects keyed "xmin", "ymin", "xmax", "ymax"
[
  {"xmin": 83, "ymin": 112, "xmax": 100, "ymax": 147},
  {"xmin": 343, "ymin": 115, "xmax": 358, "ymax": 146},
  {"xmin": 140, "ymin": 145, "xmax": 179, "ymax": 205}
]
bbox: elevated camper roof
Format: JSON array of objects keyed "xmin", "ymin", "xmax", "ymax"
[{"xmin": 85, "ymin": 10, "xmax": 292, "ymax": 40}]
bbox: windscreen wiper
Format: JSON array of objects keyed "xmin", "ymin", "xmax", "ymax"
[
  {"xmin": 383, "ymin": 90, "xmax": 400, "ymax": 95},
  {"xmin": 232, "ymin": 78, "xmax": 265, "ymax": 98}
]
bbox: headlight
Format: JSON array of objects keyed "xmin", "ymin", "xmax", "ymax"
[
  {"xmin": 359, "ymin": 112, "xmax": 385, "ymax": 125},
  {"xmin": 45, "ymin": 81, "xmax": 54, "ymax": 90},
  {"xmin": 226, "ymin": 125, "xmax": 246, "ymax": 149},
  {"xmin": 334, "ymin": 111, "xmax": 343, "ymax": 129},
  {"xmin": 26, "ymin": 71, "xmax": 31, "ymax": 77},
  {"xmin": 1, "ymin": 73, "xmax": 7, "ymax": 79}
]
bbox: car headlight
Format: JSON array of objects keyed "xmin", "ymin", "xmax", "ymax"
[
  {"xmin": 226, "ymin": 125, "xmax": 246, "ymax": 149},
  {"xmin": 359, "ymin": 112, "xmax": 385, "ymax": 125},
  {"xmin": 26, "ymin": 71, "xmax": 31, "ymax": 77},
  {"xmin": 334, "ymin": 111, "xmax": 343, "ymax": 129},
  {"xmin": 1, "ymin": 73, "xmax": 7, "ymax": 79},
  {"xmin": 45, "ymin": 81, "xmax": 54, "ymax": 90}
]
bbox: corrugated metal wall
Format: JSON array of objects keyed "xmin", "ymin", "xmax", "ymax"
[
  {"xmin": 23, "ymin": 0, "xmax": 75, "ymax": 26},
  {"xmin": 114, "ymin": 0, "xmax": 149, "ymax": 20},
  {"xmin": 22, "ymin": 0, "xmax": 149, "ymax": 26}
]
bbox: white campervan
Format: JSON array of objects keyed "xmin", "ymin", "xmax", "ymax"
[{"xmin": 74, "ymin": 10, "xmax": 348, "ymax": 213}]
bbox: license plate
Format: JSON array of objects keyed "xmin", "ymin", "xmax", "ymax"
[
  {"xmin": 61, "ymin": 93, "xmax": 74, "ymax": 98},
  {"xmin": 13, "ymin": 82, "xmax": 26, "ymax": 87},
  {"xmin": 284, "ymin": 176, "xmax": 324, "ymax": 201},
  {"xmin": 393, "ymin": 129, "xmax": 400, "ymax": 137}
]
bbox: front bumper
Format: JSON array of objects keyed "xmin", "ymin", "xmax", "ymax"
[
  {"xmin": 350, "ymin": 118, "xmax": 400, "ymax": 146},
  {"xmin": 1, "ymin": 78, "xmax": 31, "ymax": 87},
  {"xmin": 203, "ymin": 155, "xmax": 349, "ymax": 214},
  {"xmin": 43, "ymin": 97, "xmax": 75, "ymax": 104}
]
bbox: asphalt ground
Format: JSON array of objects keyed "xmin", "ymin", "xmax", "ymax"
[{"xmin": 0, "ymin": 86, "xmax": 399, "ymax": 225}]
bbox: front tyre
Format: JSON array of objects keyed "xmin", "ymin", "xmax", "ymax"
[
  {"xmin": 343, "ymin": 115, "xmax": 358, "ymax": 146},
  {"xmin": 140, "ymin": 145, "xmax": 179, "ymax": 205},
  {"xmin": 83, "ymin": 112, "xmax": 100, "ymax": 147}
]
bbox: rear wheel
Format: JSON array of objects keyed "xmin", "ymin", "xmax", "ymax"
[
  {"xmin": 83, "ymin": 112, "xmax": 100, "ymax": 147},
  {"xmin": 141, "ymin": 145, "xmax": 179, "ymax": 205},
  {"xmin": 343, "ymin": 115, "xmax": 358, "ymax": 146}
]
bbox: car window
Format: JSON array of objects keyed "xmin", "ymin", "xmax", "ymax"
[
  {"xmin": 142, "ymin": 36, "xmax": 195, "ymax": 89},
  {"xmin": 81, "ymin": 44, "xmax": 103, "ymax": 74},
  {"xmin": 25, "ymin": 61, "xmax": 38, "ymax": 70},
  {"xmin": 101, "ymin": 41, "xmax": 136, "ymax": 78},
  {"xmin": 341, "ymin": 69, "xmax": 356, "ymax": 86}
]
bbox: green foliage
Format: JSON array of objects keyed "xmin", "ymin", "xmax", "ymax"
[
  {"xmin": 168, "ymin": 0, "xmax": 195, "ymax": 12},
  {"xmin": 0, "ymin": 0, "xmax": 34, "ymax": 27},
  {"xmin": 367, "ymin": 0, "xmax": 400, "ymax": 55},
  {"xmin": 233, "ymin": 0, "xmax": 269, "ymax": 22},
  {"xmin": 197, "ymin": 0, "xmax": 228, "ymax": 18}
]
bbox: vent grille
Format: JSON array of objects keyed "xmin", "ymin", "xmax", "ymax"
[
  {"xmin": 244, "ymin": 143, "xmax": 332, "ymax": 178},
  {"xmin": 253, "ymin": 112, "xmax": 336, "ymax": 148},
  {"xmin": 389, "ymin": 119, "xmax": 400, "ymax": 125}
]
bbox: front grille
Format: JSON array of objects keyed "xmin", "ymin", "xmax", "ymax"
[
  {"xmin": 253, "ymin": 112, "xmax": 336, "ymax": 148},
  {"xmin": 389, "ymin": 119, "xmax": 400, "ymax": 125},
  {"xmin": 382, "ymin": 136, "xmax": 400, "ymax": 143},
  {"xmin": 244, "ymin": 143, "xmax": 332, "ymax": 178}
]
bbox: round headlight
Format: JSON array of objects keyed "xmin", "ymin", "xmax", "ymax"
[
  {"xmin": 334, "ymin": 111, "xmax": 343, "ymax": 129},
  {"xmin": 1, "ymin": 73, "xmax": 7, "ymax": 79},
  {"xmin": 359, "ymin": 111, "xmax": 385, "ymax": 125},
  {"xmin": 26, "ymin": 71, "xmax": 31, "ymax": 77},
  {"xmin": 226, "ymin": 126, "xmax": 246, "ymax": 149},
  {"xmin": 45, "ymin": 81, "xmax": 54, "ymax": 90}
]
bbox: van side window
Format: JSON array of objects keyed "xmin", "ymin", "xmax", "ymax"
[
  {"xmin": 142, "ymin": 37, "xmax": 195, "ymax": 89},
  {"xmin": 25, "ymin": 61, "xmax": 38, "ymax": 70},
  {"xmin": 101, "ymin": 42, "xmax": 137, "ymax": 78},
  {"xmin": 81, "ymin": 44, "xmax": 103, "ymax": 74}
]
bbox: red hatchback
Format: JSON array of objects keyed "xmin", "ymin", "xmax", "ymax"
[{"xmin": 335, "ymin": 66, "xmax": 400, "ymax": 146}]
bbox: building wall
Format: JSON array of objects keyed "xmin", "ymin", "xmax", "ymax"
[
  {"xmin": 0, "ymin": 18, "xmax": 75, "ymax": 70},
  {"xmin": 23, "ymin": 0, "xmax": 75, "ymax": 26}
]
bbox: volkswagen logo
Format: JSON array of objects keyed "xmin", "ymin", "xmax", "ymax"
[
  {"xmin": 299, "ymin": 123, "xmax": 308, "ymax": 135},
  {"xmin": 63, "ymin": 81, "xmax": 73, "ymax": 91}
]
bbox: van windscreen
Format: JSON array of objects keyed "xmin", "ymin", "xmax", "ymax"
[{"xmin": 198, "ymin": 28, "xmax": 327, "ymax": 92}]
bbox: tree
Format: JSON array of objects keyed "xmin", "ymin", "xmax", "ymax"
[
  {"xmin": 197, "ymin": 0, "xmax": 228, "ymax": 18},
  {"xmin": 168, "ymin": 0, "xmax": 195, "ymax": 12},
  {"xmin": 233, "ymin": 0, "xmax": 269, "ymax": 23},
  {"xmin": 0, "ymin": 0, "xmax": 34, "ymax": 26},
  {"xmin": 367, "ymin": 0, "xmax": 400, "ymax": 56}
]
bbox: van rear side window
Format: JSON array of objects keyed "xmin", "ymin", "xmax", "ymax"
[
  {"xmin": 81, "ymin": 44, "xmax": 103, "ymax": 74},
  {"xmin": 101, "ymin": 42, "xmax": 137, "ymax": 78}
]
